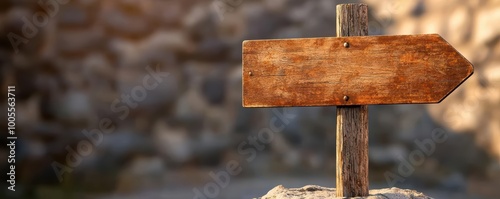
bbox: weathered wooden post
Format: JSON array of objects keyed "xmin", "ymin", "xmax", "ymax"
[
  {"xmin": 335, "ymin": 4, "xmax": 369, "ymax": 197},
  {"xmin": 242, "ymin": 3, "xmax": 473, "ymax": 198}
]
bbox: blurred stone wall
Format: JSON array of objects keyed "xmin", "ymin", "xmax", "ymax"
[
  {"xmin": 367, "ymin": 0, "xmax": 500, "ymax": 196},
  {"xmin": 367, "ymin": 0, "xmax": 500, "ymax": 164},
  {"xmin": 0, "ymin": 0, "xmax": 499, "ymax": 198}
]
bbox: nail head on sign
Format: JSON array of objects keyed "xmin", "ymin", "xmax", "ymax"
[
  {"xmin": 343, "ymin": 95, "xmax": 349, "ymax": 101},
  {"xmin": 249, "ymin": 71, "xmax": 253, "ymax": 76},
  {"xmin": 344, "ymin": 42, "xmax": 350, "ymax": 48}
]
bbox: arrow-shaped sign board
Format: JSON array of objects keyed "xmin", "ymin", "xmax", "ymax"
[{"xmin": 242, "ymin": 34, "xmax": 473, "ymax": 107}]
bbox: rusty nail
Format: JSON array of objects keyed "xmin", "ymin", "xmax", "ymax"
[
  {"xmin": 343, "ymin": 95, "xmax": 349, "ymax": 101},
  {"xmin": 249, "ymin": 71, "xmax": 253, "ymax": 76},
  {"xmin": 343, "ymin": 42, "xmax": 349, "ymax": 48}
]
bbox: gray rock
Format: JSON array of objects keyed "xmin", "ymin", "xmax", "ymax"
[
  {"xmin": 57, "ymin": 26, "xmax": 104, "ymax": 53},
  {"xmin": 201, "ymin": 71, "xmax": 226, "ymax": 105},
  {"xmin": 243, "ymin": 3, "xmax": 289, "ymax": 40},
  {"xmin": 115, "ymin": 156, "xmax": 166, "ymax": 193},
  {"xmin": 196, "ymin": 38, "xmax": 229, "ymax": 61},
  {"xmin": 101, "ymin": 3, "xmax": 153, "ymax": 37},
  {"xmin": 260, "ymin": 185, "xmax": 433, "ymax": 199},
  {"xmin": 193, "ymin": 129, "xmax": 230, "ymax": 166},
  {"xmin": 152, "ymin": 120, "xmax": 193, "ymax": 164},
  {"xmin": 56, "ymin": 89, "xmax": 94, "ymax": 124},
  {"xmin": 174, "ymin": 89, "xmax": 206, "ymax": 124},
  {"xmin": 58, "ymin": 4, "xmax": 93, "ymax": 26}
]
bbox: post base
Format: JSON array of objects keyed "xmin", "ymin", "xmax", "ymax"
[{"xmin": 259, "ymin": 185, "xmax": 432, "ymax": 199}]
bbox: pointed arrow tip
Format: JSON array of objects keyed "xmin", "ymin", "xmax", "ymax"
[{"xmin": 435, "ymin": 34, "xmax": 475, "ymax": 103}]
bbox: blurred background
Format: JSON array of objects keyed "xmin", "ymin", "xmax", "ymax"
[{"xmin": 0, "ymin": 0, "xmax": 499, "ymax": 198}]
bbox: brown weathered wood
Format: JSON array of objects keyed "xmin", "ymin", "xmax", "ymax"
[
  {"xmin": 336, "ymin": 106, "xmax": 368, "ymax": 197},
  {"xmin": 335, "ymin": 4, "xmax": 369, "ymax": 197},
  {"xmin": 242, "ymin": 36, "xmax": 474, "ymax": 107}
]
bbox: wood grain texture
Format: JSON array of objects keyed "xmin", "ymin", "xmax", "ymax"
[
  {"xmin": 242, "ymin": 35, "xmax": 474, "ymax": 107},
  {"xmin": 335, "ymin": 4, "xmax": 369, "ymax": 197},
  {"xmin": 336, "ymin": 105, "xmax": 369, "ymax": 197}
]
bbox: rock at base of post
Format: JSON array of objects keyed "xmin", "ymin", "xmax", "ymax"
[{"xmin": 258, "ymin": 185, "xmax": 433, "ymax": 199}]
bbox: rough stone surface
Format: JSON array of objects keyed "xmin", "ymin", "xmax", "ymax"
[{"xmin": 259, "ymin": 185, "xmax": 432, "ymax": 199}]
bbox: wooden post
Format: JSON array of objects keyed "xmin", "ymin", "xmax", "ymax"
[
  {"xmin": 335, "ymin": 4, "xmax": 369, "ymax": 197},
  {"xmin": 242, "ymin": 2, "xmax": 473, "ymax": 198}
]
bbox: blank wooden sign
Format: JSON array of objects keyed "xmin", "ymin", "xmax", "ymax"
[{"xmin": 242, "ymin": 34, "xmax": 473, "ymax": 107}]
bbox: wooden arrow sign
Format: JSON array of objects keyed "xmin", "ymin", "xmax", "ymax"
[{"xmin": 242, "ymin": 34, "xmax": 473, "ymax": 107}]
